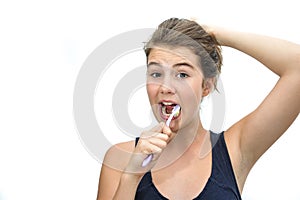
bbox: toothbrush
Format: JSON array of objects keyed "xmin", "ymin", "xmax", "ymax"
[
  {"xmin": 141, "ymin": 105, "xmax": 181, "ymax": 167},
  {"xmin": 165, "ymin": 104, "xmax": 181, "ymax": 127}
]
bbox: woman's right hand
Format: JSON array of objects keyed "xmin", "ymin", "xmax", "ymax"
[{"xmin": 124, "ymin": 122, "xmax": 175, "ymax": 175}]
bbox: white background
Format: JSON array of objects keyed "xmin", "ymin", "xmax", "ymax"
[{"xmin": 0, "ymin": 0, "xmax": 299, "ymax": 199}]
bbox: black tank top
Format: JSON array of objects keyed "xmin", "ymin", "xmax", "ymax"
[{"xmin": 134, "ymin": 131, "xmax": 242, "ymax": 200}]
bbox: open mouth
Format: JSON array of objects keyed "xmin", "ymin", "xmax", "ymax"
[{"xmin": 159, "ymin": 101, "xmax": 181, "ymax": 120}]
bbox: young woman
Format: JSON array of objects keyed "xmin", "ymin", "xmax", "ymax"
[{"xmin": 97, "ymin": 18, "xmax": 300, "ymax": 199}]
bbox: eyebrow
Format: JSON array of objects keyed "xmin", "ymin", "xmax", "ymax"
[
  {"xmin": 147, "ymin": 61, "xmax": 195, "ymax": 69},
  {"xmin": 147, "ymin": 62, "xmax": 163, "ymax": 68},
  {"xmin": 174, "ymin": 62, "xmax": 195, "ymax": 69}
]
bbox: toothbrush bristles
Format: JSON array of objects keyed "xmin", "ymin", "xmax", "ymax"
[{"xmin": 166, "ymin": 105, "xmax": 181, "ymax": 126}]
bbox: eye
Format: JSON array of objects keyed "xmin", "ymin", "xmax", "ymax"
[
  {"xmin": 150, "ymin": 72, "xmax": 162, "ymax": 78},
  {"xmin": 176, "ymin": 72, "xmax": 189, "ymax": 79}
]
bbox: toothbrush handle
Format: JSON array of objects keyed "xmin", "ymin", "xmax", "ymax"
[
  {"xmin": 142, "ymin": 154, "xmax": 153, "ymax": 167},
  {"xmin": 166, "ymin": 116, "xmax": 172, "ymax": 127}
]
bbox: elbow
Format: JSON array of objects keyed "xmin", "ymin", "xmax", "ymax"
[{"xmin": 283, "ymin": 51, "xmax": 300, "ymax": 77}]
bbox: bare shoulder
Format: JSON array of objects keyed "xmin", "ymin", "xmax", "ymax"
[
  {"xmin": 103, "ymin": 140, "xmax": 136, "ymax": 171},
  {"xmin": 106, "ymin": 140, "xmax": 136, "ymax": 156},
  {"xmin": 97, "ymin": 140, "xmax": 136, "ymax": 200}
]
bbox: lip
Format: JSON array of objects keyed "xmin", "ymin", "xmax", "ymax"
[
  {"xmin": 158, "ymin": 99, "xmax": 178, "ymax": 105},
  {"xmin": 158, "ymin": 100, "xmax": 181, "ymax": 121}
]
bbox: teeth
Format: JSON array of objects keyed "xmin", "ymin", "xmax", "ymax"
[{"xmin": 161, "ymin": 102, "xmax": 173, "ymax": 106}]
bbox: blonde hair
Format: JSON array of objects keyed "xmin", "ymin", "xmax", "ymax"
[{"xmin": 144, "ymin": 18, "xmax": 222, "ymax": 91}]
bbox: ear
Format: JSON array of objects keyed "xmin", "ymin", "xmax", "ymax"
[
  {"xmin": 202, "ymin": 78, "xmax": 214, "ymax": 97},
  {"xmin": 202, "ymin": 85, "xmax": 210, "ymax": 97}
]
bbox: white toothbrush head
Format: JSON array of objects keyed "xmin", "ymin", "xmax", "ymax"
[{"xmin": 166, "ymin": 105, "xmax": 181, "ymax": 127}]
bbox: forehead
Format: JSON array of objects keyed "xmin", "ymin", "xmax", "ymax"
[{"xmin": 147, "ymin": 46, "xmax": 199, "ymax": 66}]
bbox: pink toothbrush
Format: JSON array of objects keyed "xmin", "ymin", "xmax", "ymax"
[{"xmin": 141, "ymin": 105, "xmax": 181, "ymax": 167}]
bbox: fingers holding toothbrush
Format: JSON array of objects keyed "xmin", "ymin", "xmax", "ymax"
[
  {"xmin": 125, "ymin": 122, "xmax": 176, "ymax": 173},
  {"xmin": 139, "ymin": 122, "xmax": 174, "ymax": 158},
  {"xmin": 141, "ymin": 105, "xmax": 181, "ymax": 167}
]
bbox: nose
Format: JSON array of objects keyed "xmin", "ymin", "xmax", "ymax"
[{"xmin": 159, "ymin": 76, "xmax": 176, "ymax": 94}]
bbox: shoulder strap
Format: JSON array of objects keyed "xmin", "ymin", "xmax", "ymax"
[
  {"xmin": 135, "ymin": 137, "xmax": 140, "ymax": 147},
  {"xmin": 210, "ymin": 131, "xmax": 242, "ymax": 199}
]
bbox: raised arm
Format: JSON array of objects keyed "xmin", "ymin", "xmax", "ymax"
[{"xmin": 211, "ymin": 27, "xmax": 300, "ymax": 170}]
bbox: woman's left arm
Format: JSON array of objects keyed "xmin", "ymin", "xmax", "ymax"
[{"xmin": 213, "ymin": 27, "xmax": 300, "ymax": 168}]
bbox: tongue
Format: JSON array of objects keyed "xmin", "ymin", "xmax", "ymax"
[{"xmin": 166, "ymin": 105, "xmax": 174, "ymax": 114}]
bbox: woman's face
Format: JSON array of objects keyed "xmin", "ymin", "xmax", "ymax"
[{"xmin": 146, "ymin": 46, "xmax": 208, "ymax": 131}]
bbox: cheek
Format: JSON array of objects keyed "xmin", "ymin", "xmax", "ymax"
[
  {"xmin": 146, "ymin": 83, "xmax": 159, "ymax": 104},
  {"xmin": 179, "ymin": 89, "xmax": 200, "ymax": 107},
  {"xmin": 179, "ymin": 78, "xmax": 203, "ymax": 97},
  {"xmin": 177, "ymin": 82, "xmax": 203, "ymax": 110}
]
